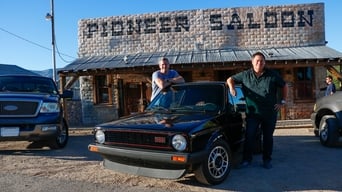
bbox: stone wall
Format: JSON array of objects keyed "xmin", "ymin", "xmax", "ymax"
[
  {"xmin": 287, "ymin": 103, "xmax": 315, "ymax": 120},
  {"xmin": 65, "ymin": 100, "xmax": 82, "ymax": 127},
  {"xmin": 314, "ymin": 66, "xmax": 329, "ymax": 98},
  {"xmin": 78, "ymin": 3, "xmax": 324, "ymax": 57},
  {"xmin": 67, "ymin": 74, "xmax": 152, "ymax": 126}
]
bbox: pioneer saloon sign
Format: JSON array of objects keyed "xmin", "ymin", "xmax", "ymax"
[
  {"xmin": 78, "ymin": 3, "xmax": 324, "ymax": 56},
  {"xmin": 85, "ymin": 11, "xmax": 313, "ymax": 37}
]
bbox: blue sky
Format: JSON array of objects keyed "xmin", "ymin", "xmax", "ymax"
[{"xmin": 0, "ymin": 0, "xmax": 341, "ymax": 71}]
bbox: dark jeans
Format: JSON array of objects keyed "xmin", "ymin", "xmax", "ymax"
[{"xmin": 243, "ymin": 114, "xmax": 277, "ymax": 162}]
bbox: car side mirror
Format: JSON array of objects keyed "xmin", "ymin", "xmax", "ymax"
[{"xmin": 60, "ymin": 90, "xmax": 73, "ymax": 98}]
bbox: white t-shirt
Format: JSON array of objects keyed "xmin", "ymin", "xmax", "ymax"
[{"xmin": 151, "ymin": 70, "xmax": 180, "ymax": 101}]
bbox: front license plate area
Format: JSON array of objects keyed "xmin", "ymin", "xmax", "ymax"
[{"xmin": 1, "ymin": 127, "xmax": 20, "ymax": 137}]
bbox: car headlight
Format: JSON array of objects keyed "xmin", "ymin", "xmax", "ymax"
[
  {"xmin": 95, "ymin": 130, "xmax": 105, "ymax": 144},
  {"xmin": 172, "ymin": 134, "xmax": 187, "ymax": 151},
  {"xmin": 40, "ymin": 102, "xmax": 60, "ymax": 113}
]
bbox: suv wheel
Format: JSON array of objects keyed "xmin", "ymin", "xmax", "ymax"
[
  {"xmin": 194, "ymin": 139, "xmax": 232, "ymax": 185},
  {"xmin": 319, "ymin": 115, "xmax": 339, "ymax": 147},
  {"xmin": 49, "ymin": 119, "xmax": 69, "ymax": 149}
]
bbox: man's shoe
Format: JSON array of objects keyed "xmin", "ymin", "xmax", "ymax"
[
  {"xmin": 237, "ymin": 161, "xmax": 251, "ymax": 169},
  {"xmin": 262, "ymin": 161, "xmax": 272, "ymax": 169}
]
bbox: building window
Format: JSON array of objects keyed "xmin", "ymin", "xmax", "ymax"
[
  {"xmin": 94, "ymin": 75, "xmax": 112, "ymax": 104},
  {"xmin": 294, "ymin": 67, "xmax": 313, "ymax": 100}
]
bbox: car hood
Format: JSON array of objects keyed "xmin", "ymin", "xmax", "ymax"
[
  {"xmin": 314, "ymin": 91, "xmax": 342, "ymax": 112},
  {"xmin": 97, "ymin": 111, "xmax": 217, "ymax": 132}
]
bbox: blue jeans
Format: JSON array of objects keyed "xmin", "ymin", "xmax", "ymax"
[{"xmin": 243, "ymin": 114, "xmax": 277, "ymax": 162}]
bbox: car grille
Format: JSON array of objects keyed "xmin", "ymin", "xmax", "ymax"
[
  {"xmin": 105, "ymin": 130, "xmax": 172, "ymax": 150},
  {"xmin": 0, "ymin": 100, "xmax": 40, "ymax": 117}
]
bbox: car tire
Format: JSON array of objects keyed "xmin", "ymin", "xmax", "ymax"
[
  {"xmin": 49, "ymin": 119, "xmax": 69, "ymax": 149},
  {"xmin": 194, "ymin": 139, "xmax": 232, "ymax": 185},
  {"xmin": 319, "ymin": 115, "xmax": 339, "ymax": 147}
]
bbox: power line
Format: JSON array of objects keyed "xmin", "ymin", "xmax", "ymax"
[
  {"xmin": 0, "ymin": 27, "xmax": 50, "ymax": 51},
  {"xmin": 55, "ymin": 37, "xmax": 76, "ymax": 63},
  {"xmin": 0, "ymin": 26, "xmax": 76, "ymax": 62}
]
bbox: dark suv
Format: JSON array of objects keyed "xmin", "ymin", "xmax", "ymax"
[
  {"xmin": 88, "ymin": 81, "xmax": 245, "ymax": 185},
  {"xmin": 0, "ymin": 75, "xmax": 72, "ymax": 149},
  {"xmin": 311, "ymin": 91, "xmax": 342, "ymax": 147}
]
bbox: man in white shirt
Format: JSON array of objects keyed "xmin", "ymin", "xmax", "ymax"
[{"xmin": 151, "ymin": 57, "xmax": 185, "ymax": 101}]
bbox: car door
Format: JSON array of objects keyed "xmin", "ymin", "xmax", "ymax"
[{"xmin": 225, "ymin": 85, "xmax": 246, "ymax": 144}]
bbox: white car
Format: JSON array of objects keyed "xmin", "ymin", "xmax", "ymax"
[{"xmin": 311, "ymin": 92, "xmax": 342, "ymax": 147}]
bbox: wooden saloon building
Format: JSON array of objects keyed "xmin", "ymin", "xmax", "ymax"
[{"xmin": 59, "ymin": 2, "xmax": 342, "ymax": 126}]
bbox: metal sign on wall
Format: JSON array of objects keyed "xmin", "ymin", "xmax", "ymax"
[{"xmin": 78, "ymin": 3, "xmax": 324, "ymax": 57}]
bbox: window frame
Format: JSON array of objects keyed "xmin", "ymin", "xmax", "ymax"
[
  {"xmin": 293, "ymin": 67, "xmax": 314, "ymax": 102},
  {"xmin": 93, "ymin": 75, "xmax": 112, "ymax": 104}
]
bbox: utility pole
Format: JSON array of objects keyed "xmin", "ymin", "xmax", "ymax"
[{"xmin": 46, "ymin": 0, "xmax": 57, "ymax": 82}]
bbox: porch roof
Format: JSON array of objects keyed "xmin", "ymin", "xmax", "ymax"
[{"xmin": 59, "ymin": 45, "xmax": 342, "ymax": 73}]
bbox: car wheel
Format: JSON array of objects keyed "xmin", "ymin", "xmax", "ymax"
[
  {"xmin": 319, "ymin": 115, "xmax": 339, "ymax": 147},
  {"xmin": 194, "ymin": 139, "xmax": 232, "ymax": 185},
  {"xmin": 49, "ymin": 119, "xmax": 69, "ymax": 149}
]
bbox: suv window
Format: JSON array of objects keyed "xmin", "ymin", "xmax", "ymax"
[{"xmin": 0, "ymin": 76, "xmax": 57, "ymax": 95}]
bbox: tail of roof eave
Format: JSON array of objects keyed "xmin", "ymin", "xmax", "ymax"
[
  {"xmin": 258, "ymin": 45, "xmax": 342, "ymax": 61},
  {"xmin": 59, "ymin": 45, "xmax": 342, "ymax": 73}
]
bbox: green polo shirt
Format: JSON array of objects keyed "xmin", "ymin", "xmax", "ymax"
[{"xmin": 232, "ymin": 68, "xmax": 286, "ymax": 117}]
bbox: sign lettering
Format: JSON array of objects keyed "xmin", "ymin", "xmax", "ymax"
[{"xmin": 84, "ymin": 10, "xmax": 314, "ymax": 38}]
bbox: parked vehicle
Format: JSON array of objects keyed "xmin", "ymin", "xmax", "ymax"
[
  {"xmin": 0, "ymin": 75, "xmax": 73, "ymax": 149},
  {"xmin": 311, "ymin": 92, "xmax": 342, "ymax": 147},
  {"xmin": 88, "ymin": 81, "xmax": 246, "ymax": 185}
]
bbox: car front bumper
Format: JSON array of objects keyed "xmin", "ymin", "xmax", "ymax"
[
  {"xmin": 88, "ymin": 143, "xmax": 207, "ymax": 165},
  {"xmin": 310, "ymin": 112, "xmax": 318, "ymax": 129},
  {"xmin": 88, "ymin": 143, "xmax": 208, "ymax": 179},
  {"xmin": 0, "ymin": 123, "xmax": 62, "ymax": 141}
]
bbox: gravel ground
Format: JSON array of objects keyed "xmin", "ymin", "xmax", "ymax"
[{"xmin": 1, "ymin": 128, "xmax": 342, "ymax": 192}]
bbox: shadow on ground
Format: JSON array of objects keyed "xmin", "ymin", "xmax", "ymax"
[{"xmin": 0, "ymin": 134, "xmax": 101, "ymax": 161}]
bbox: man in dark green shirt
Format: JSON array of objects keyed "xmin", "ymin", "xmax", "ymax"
[{"xmin": 227, "ymin": 52, "xmax": 288, "ymax": 169}]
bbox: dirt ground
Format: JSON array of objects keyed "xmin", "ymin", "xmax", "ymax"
[{"xmin": 1, "ymin": 128, "xmax": 342, "ymax": 192}]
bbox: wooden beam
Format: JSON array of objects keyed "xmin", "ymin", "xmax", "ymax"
[
  {"xmin": 65, "ymin": 75, "xmax": 79, "ymax": 90},
  {"xmin": 325, "ymin": 65, "xmax": 342, "ymax": 82}
]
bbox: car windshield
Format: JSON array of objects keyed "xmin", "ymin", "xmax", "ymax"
[
  {"xmin": 146, "ymin": 84, "xmax": 224, "ymax": 113},
  {"xmin": 0, "ymin": 76, "xmax": 58, "ymax": 95}
]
